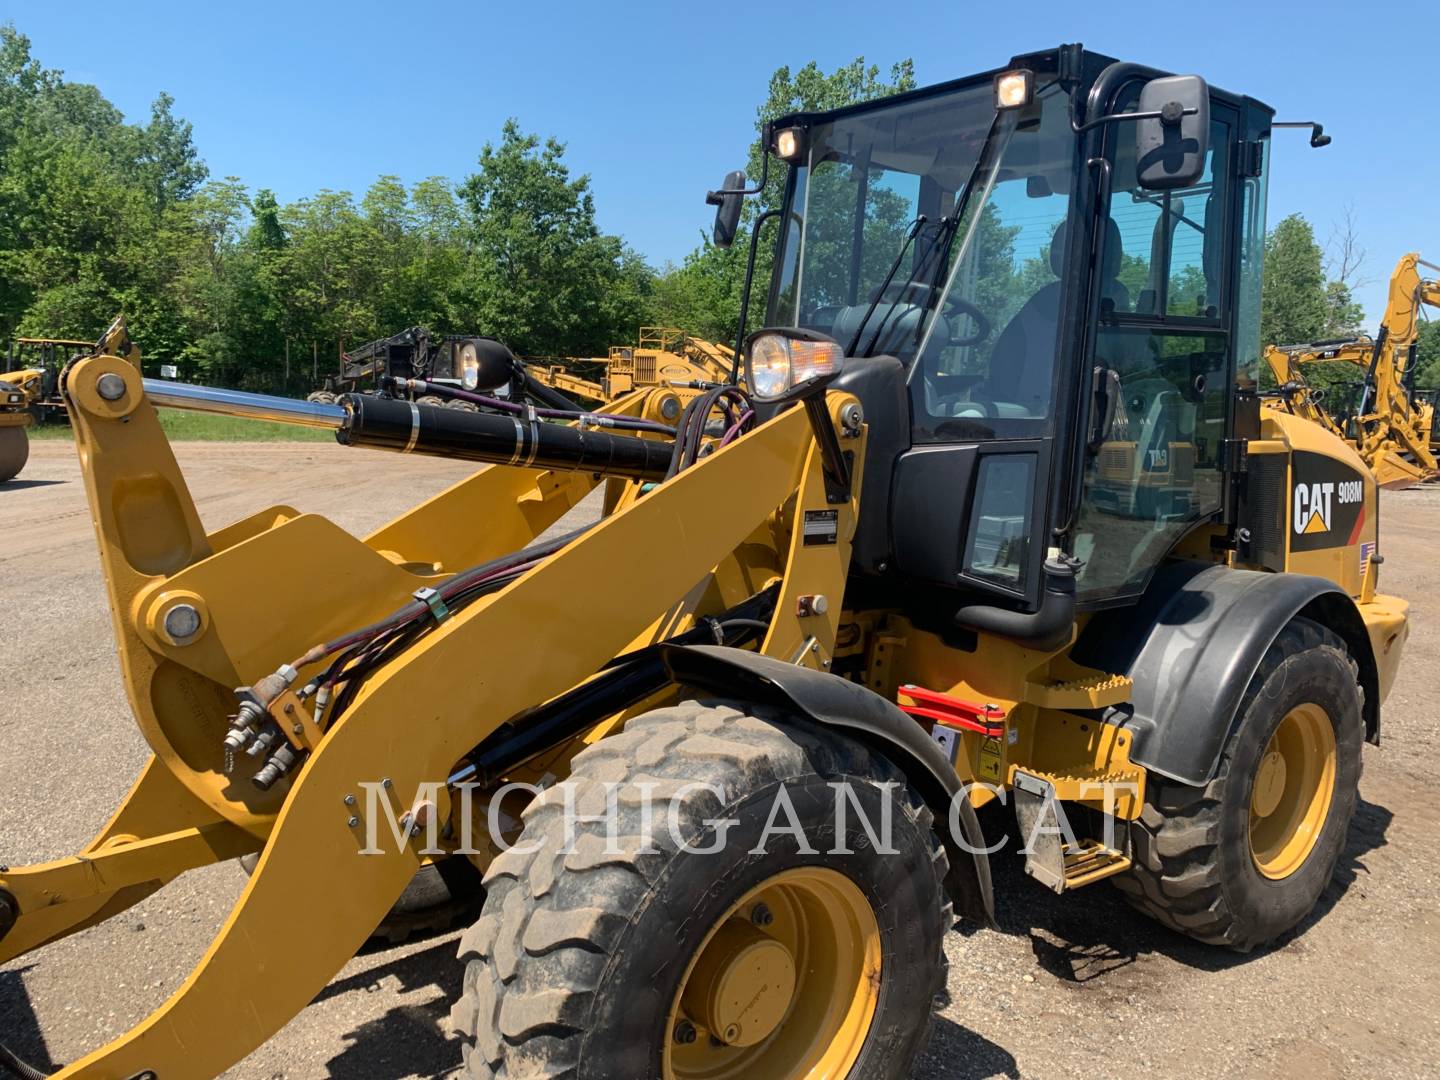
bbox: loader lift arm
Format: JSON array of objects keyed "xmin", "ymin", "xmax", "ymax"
[{"xmin": 0, "ymin": 341, "xmax": 994, "ymax": 1079}]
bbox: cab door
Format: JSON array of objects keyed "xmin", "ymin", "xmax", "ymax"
[{"xmin": 1073, "ymin": 93, "xmax": 1241, "ymax": 604}]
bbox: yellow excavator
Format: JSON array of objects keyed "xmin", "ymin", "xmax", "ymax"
[
  {"xmin": 0, "ymin": 45, "xmax": 1412, "ymax": 1079},
  {"xmin": 1263, "ymin": 252, "xmax": 1440, "ymax": 488}
]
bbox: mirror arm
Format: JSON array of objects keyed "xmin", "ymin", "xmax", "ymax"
[
  {"xmin": 706, "ymin": 127, "xmax": 773, "ymax": 204},
  {"xmin": 1072, "ymin": 104, "xmax": 1197, "ymax": 136},
  {"xmin": 1273, "ymin": 121, "xmax": 1331, "ymax": 148}
]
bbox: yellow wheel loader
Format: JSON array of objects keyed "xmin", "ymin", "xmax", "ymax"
[{"xmin": 0, "ymin": 45, "xmax": 1411, "ymax": 1079}]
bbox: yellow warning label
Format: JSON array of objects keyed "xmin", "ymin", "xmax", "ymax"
[{"xmin": 978, "ymin": 736, "xmax": 1003, "ymax": 782}]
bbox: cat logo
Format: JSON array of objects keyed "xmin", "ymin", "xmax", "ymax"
[
  {"xmin": 1290, "ymin": 454, "xmax": 1366, "ymax": 553},
  {"xmin": 1293, "ymin": 478, "xmax": 1363, "ymax": 535},
  {"xmin": 1293, "ymin": 482, "xmax": 1334, "ymax": 534}
]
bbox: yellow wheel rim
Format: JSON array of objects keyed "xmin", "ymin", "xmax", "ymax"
[
  {"xmin": 662, "ymin": 867, "xmax": 881, "ymax": 1080},
  {"xmin": 1249, "ymin": 704, "xmax": 1337, "ymax": 880}
]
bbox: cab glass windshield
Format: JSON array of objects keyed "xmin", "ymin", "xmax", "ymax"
[{"xmin": 769, "ymin": 79, "xmax": 1079, "ymax": 440}]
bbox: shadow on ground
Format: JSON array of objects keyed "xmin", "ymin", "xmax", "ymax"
[
  {"xmin": 0, "ymin": 965, "xmax": 60, "ymax": 1074},
  {"xmin": 916, "ymin": 1017, "xmax": 1020, "ymax": 1078},
  {"xmin": 0, "ymin": 801, "xmax": 1392, "ymax": 1078},
  {"xmin": 971, "ymin": 796, "xmax": 1392, "ymax": 984},
  {"xmin": 322, "ymin": 938, "xmax": 464, "ymax": 1079},
  {"xmin": 1, "ymin": 478, "xmax": 66, "ymax": 491}
]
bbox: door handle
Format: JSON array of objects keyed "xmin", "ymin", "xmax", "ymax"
[{"xmin": 1088, "ymin": 366, "xmax": 1122, "ymax": 451}]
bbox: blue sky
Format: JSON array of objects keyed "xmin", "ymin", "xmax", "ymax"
[{"xmin": 5, "ymin": 0, "xmax": 1432, "ymax": 323}]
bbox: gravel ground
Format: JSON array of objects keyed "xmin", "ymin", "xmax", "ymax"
[{"xmin": 2, "ymin": 439, "xmax": 1437, "ymax": 1079}]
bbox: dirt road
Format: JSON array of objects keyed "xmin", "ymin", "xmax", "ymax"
[{"xmin": 2, "ymin": 440, "xmax": 1437, "ymax": 1078}]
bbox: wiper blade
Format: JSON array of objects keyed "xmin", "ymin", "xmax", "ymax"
[{"xmin": 845, "ymin": 215, "xmax": 927, "ymax": 355}]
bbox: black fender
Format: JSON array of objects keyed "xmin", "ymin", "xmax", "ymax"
[
  {"xmin": 1073, "ymin": 561, "xmax": 1380, "ymax": 787},
  {"xmin": 661, "ymin": 644, "xmax": 996, "ymax": 928}
]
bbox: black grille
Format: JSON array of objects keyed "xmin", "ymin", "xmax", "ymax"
[{"xmin": 1241, "ymin": 452, "xmax": 1287, "ymax": 570}]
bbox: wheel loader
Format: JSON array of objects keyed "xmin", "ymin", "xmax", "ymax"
[{"xmin": 0, "ymin": 44, "xmax": 1412, "ymax": 1079}]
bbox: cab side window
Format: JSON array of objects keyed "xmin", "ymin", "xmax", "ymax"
[{"xmin": 1105, "ymin": 119, "xmax": 1229, "ymax": 319}]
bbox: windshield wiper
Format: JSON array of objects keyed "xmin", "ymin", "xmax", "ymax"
[
  {"xmin": 856, "ymin": 111, "xmax": 1009, "ymax": 358},
  {"xmin": 865, "ymin": 214, "xmax": 962, "ymax": 356},
  {"xmin": 845, "ymin": 215, "xmax": 927, "ymax": 356}
]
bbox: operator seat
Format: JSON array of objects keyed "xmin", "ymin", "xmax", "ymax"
[{"xmin": 986, "ymin": 219, "xmax": 1129, "ymax": 415}]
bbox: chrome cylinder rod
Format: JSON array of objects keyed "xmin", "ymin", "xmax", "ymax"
[{"xmin": 141, "ymin": 379, "xmax": 344, "ymax": 430}]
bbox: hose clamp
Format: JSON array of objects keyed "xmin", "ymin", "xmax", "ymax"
[
  {"xmin": 522, "ymin": 404, "xmax": 541, "ymax": 467},
  {"xmin": 413, "ymin": 587, "xmax": 452, "ymax": 624},
  {"xmin": 403, "ymin": 401, "xmax": 421, "ymax": 453}
]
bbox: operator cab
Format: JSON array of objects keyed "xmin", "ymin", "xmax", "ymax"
[{"xmin": 751, "ymin": 44, "xmax": 1274, "ymax": 628}]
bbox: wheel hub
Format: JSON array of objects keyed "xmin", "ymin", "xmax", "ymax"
[
  {"xmin": 1249, "ymin": 704, "xmax": 1337, "ymax": 880},
  {"xmin": 682, "ymin": 920, "xmax": 796, "ymax": 1047},
  {"xmin": 664, "ymin": 867, "xmax": 881, "ymax": 1080},
  {"xmin": 1251, "ymin": 749, "xmax": 1288, "ymax": 819}
]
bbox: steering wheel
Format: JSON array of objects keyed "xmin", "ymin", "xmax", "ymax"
[
  {"xmin": 940, "ymin": 297, "xmax": 991, "ymax": 348},
  {"xmin": 870, "ymin": 282, "xmax": 992, "ymax": 349}
]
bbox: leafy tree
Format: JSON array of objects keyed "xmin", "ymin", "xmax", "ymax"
[
  {"xmin": 1412, "ymin": 319, "xmax": 1440, "ymax": 391},
  {"xmin": 1260, "ymin": 213, "xmax": 1328, "ymax": 347},
  {"xmin": 459, "ymin": 119, "xmax": 646, "ymax": 355},
  {"xmin": 652, "ymin": 58, "xmax": 916, "ymax": 344}
]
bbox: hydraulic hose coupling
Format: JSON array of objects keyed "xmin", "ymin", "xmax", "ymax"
[{"xmin": 222, "ymin": 663, "xmax": 299, "ymax": 774}]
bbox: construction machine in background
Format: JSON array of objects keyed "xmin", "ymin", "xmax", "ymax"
[
  {"xmin": 528, "ymin": 326, "xmax": 736, "ymax": 402},
  {"xmin": 1263, "ymin": 252, "xmax": 1440, "ymax": 488},
  {"xmin": 0, "ymin": 380, "xmax": 31, "ymax": 482},
  {"xmin": 0, "ymin": 45, "xmax": 1413, "ymax": 1080},
  {"xmin": 1, "ymin": 330, "xmax": 140, "ymax": 482},
  {"xmin": 307, "ymin": 326, "xmax": 497, "ymax": 406}
]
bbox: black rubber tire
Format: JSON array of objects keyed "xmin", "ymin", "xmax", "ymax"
[
  {"xmin": 0, "ymin": 426, "xmax": 29, "ymax": 483},
  {"xmin": 1114, "ymin": 616, "xmax": 1363, "ymax": 951},
  {"xmin": 450, "ymin": 699, "xmax": 952, "ymax": 1079},
  {"xmin": 239, "ymin": 852, "xmax": 483, "ymax": 945}
]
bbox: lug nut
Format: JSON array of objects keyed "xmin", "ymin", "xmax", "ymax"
[
  {"xmin": 674, "ymin": 1020, "xmax": 697, "ymax": 1045},
  {"xmin": 751, "ymin": 902, "xmax": 774, "ymax": 927}
]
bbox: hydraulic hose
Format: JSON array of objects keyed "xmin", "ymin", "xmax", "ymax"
[{"xmin": 0, "ymin": 1042, "xmax": 50, "ymax": 1080}]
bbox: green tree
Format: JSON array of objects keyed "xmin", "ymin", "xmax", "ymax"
[
  {"xmin": 459, "ymin": 119, "xmax": 647, "ymax": 355},
  {"xmin": 1412, "ymin": 319, "xmax": 1440, "ymax": 391},
  {"xmin": 1260, "ymin": 213, "xmax": 1328, "ymax": 347},
  {"xmin": 652, "ymin": 57, "xmax": 916, "ymax": 344}
]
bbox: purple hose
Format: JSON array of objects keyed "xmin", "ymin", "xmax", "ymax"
[{"xmin": 409, "ymin": 381, "xmax": 674, "ymax": 434}]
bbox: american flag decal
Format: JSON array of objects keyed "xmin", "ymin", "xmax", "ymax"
[{"xmin": 1360, "ymin": 541, "xmax": 1377, "ymax": 580}]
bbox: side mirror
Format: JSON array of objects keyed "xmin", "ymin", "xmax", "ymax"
[
  {"xmin": 1135, "ymin": 75, "xmax": 1209, "ymax": 190},
  {"xmin": 705, "ymin": 170, "xmax": 746, "ymax": 248}
]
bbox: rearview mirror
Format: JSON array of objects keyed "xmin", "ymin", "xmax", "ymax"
[
  {"xmin": 1136, "ymin": 75, "xmax": 1209, "ymax": 190},
  {"xmin": 706, "ymin": 170, "xmax": 746, "ymax": 248}
]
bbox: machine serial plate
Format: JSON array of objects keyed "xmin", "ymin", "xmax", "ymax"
[{"xmin": 802, "ymin": 509, "xmax": 839, "ymax": 546}]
